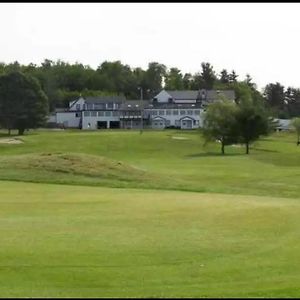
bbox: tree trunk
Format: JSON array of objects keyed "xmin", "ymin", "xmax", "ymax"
[
  {"xmin": 246, "ymin": 142, "xmax": 249, "ymax": 154},
  {"xmin": 221, "ymin": 142, "xmax": 225, "ymax": 155},
  {"xmin": 18, "ymin": 128, "xmax": 25, "ymax": 136}
]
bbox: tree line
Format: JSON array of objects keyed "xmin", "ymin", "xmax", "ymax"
[{"xmin": 0, "ymin": 59, "xmax": 299, "ymax": 118}]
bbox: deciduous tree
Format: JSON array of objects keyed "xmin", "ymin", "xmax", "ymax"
[{"xmin": 0, "ymin": 72, "xmax": 48, "ymax": 135}]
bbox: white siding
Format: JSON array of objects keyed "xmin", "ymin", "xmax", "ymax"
[
  {"xmin": 146, "ymin": 108, "xmax": 204, "ymax": 128},
  {"xmin": 82, "ymin": 112, "xmax": 120, "ymax": 129},
  {"xmin": 56, "ymin": 112, "xmax": 80, "ymax": 128}
]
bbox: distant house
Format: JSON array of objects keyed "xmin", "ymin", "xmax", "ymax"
[
  {"xmin": 52, "ymin": 89, "xmax": 235, "ymax": 130},
  {"xmin": 274, "ymin": 118, "xmax": 291, "ymax": 131}
]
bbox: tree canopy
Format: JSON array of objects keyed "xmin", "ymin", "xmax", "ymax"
[
  {"xmin": 0, "ymin": 71, "xmax": 49, "ymax": 135},
  {"xmin": 0, "ymin": 59, "xmax": 299, "ymax": 119}
]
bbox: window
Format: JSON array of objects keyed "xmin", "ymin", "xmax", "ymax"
[
  {"xmin": 114, "ymin": 103, "xmax": 119, "ymax": 109},
  {"xmin": 180, "ymin": 110, "xmax": 186, "ymax": 115},
  {"xmin": 166, "ymin": 120, "xmax": 171, "ymax": 126},
  {"xmin": 107, "ymin": 103, "xmax": 113, "ymax": 109},
  {"xmin": 98, "ymin": 111, "xmax": 104, "ymax": 116},
  {"xmin": 173, "ymin": 110, "xmax": 179, "ymax": 115},
  {"xmin": 105, "ymin": 111, "xmax": 111, "ymax": 117},
  {"xmin": 75, "ymin": 112, "xmax": 80, "ymax": 118},
  {"xmin": 84, "ymin": 111, "xmax": 90, "ymax": 117},
  {"xmin": 194, "ymin": 110, "xmax": 200, "ymax": 115},
  {"xmin": 187, "ymin": 110, "xmax": 193, "ymax": 115},
  {"xmin": 168, "ymin": 97, "xmax": 173, "ymax": 103},
  {"xmin": 76, "ymin": 104, "xmax": 80, "ymax": 111},
  {"xmin": 91, "ymin": 111, "xmax": 97, "ymax": 117},
  {"xmin": 112, "ymin": 111, "xmax": 119, "ymax": 116},
  {"xmin": 152, "ymin": 110, "xmax": 158, "ymax": 115},
  {"xmin": 159, "ymin": 110, "xmax": 165, "ymax": 115},
  {"xmin": 166, "ymin": 110, "xmax": 171, "ymax": 115}
]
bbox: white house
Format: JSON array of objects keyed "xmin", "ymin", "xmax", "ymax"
[
  {"xmin": 274, "ymin": 118, "xmax": 291, "ymax": 131},
  {"xmin": 51, "ymin": 89, "xmax": 235, "ymax": 130}
]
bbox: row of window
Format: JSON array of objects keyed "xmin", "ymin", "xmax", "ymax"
[
  {"xmin": 84, "ymin": 111, "xmax": 119, "ymax": 117},
  {"xmin": 152, "ymin": 120, "xmax": 197, "ymax": 126},
  {"xmin": 83, "ymin": 109, "xmax": 201, "ymax": 118},
  {"xmin": 76, "ymin": 103, "xmax": 119, "ymax": 111},
  {"xmin": 151, "ymin": 110, "xmax": 201, "ymax": 116}
]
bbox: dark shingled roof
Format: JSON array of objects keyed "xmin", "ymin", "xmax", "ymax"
[
  {"xmin": 84, "ymin": 95, "xmax": 126, "ymax": 103},
  {"xmin": 163, "ymin": 89, "xmax": 235, "ymax": 102},
  {"xmin": 120, "ymin": 100, "xmax": 150, "ymax": 110},
  {"xmin": 166, "ymin": 90, "xmax": 199, "ymax": 100}
]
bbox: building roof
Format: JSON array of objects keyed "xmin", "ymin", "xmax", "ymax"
[
  {"xmin": 84, "ymin": 95, "xmax": 126, "ymax": 104},
  {"xmin": 165, "ymin": 90, "xmax": 199, "ymax": 100},
  {"xmin": 119, "ymin": 100, "xmax": 150, "ymax": 110},
  {"xmin": 161, "ymin": 89, "xmax": 235, "ymax": 102}
]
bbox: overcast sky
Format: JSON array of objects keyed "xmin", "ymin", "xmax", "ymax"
[{"xmin": 1, "ymin": 3, "xmax": 300, "ymax": 91}]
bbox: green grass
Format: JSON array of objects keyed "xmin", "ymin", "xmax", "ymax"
[
  {"xmin": 0, "ymin": 129, "xmax": 299, "ymax": 198},
  {"xmin": 0, "ymin": 129, "xmax": 300, "ymax": 297},
  {"xmin": 1, "ymin": 181, "xmax": 300, "ymax": 297}
]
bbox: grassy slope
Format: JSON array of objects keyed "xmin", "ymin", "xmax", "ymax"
[
  {"xmin": 0, "ymin": 129, "xmax": 299, "ymax": 198},
  {"xmin": 0, "ymin": 129, "xmax": 300, "ymax": 297},
  {"xmin": 1, "ymin": 181, "xmax": 300, "ymax": 298}
]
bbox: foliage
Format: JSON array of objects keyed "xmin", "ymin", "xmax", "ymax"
[
  {"xmin": 200, "ymin": 62, "xmax": 216, "ymax": 89},
  {"xmin": 164, "ymin": 67, "xmax": 184, "ymax": 90},
  {"xmin": 202, "ymin": 99, "xmax": 239, "ymax": 154},
  {"xmin": 235, "ymin": 94, "xmax": 272, "ymax": 154},
  {"xmin": 0, "ymin": 59, "xmax": 299, "ymax": 118},
  {"xmin": 0, "ymin": 72, "xmax": 48, "ymax": 135}
]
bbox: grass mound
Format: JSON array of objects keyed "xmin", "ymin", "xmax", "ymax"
[{"xmin": 0, "ymin": 152, "xmax": 163, "ymax": 187}]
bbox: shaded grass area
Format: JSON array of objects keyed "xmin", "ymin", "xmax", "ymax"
[{"xmin": 0, "ymin": 181, "xmax": 300, "ymax": 297}]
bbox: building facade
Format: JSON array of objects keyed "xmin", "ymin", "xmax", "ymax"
[{"xmin": 52, "ymin": 89, "xmax": 235, "ymax": 130}]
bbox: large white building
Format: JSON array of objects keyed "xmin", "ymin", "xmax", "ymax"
[{"xmin": 50, "ymin": 89, "xmax": 235, "ymax": 130}]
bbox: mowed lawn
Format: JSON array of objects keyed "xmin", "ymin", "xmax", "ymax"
[
  {"xmin": 1, "ymin": 181, "xmax": 300, "ymax": 298},
  {"xmin": 0, "ymin": 129, "xmax": 300, "ymax": 297},
  {"xmin": 0, "ymin": 129, "xmax": 299, "ymax": 198}
]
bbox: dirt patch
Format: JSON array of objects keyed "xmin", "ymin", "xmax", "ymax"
[{"xmin": 0, "ymin": 138, "xmax": 23, "ymax": 144}]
